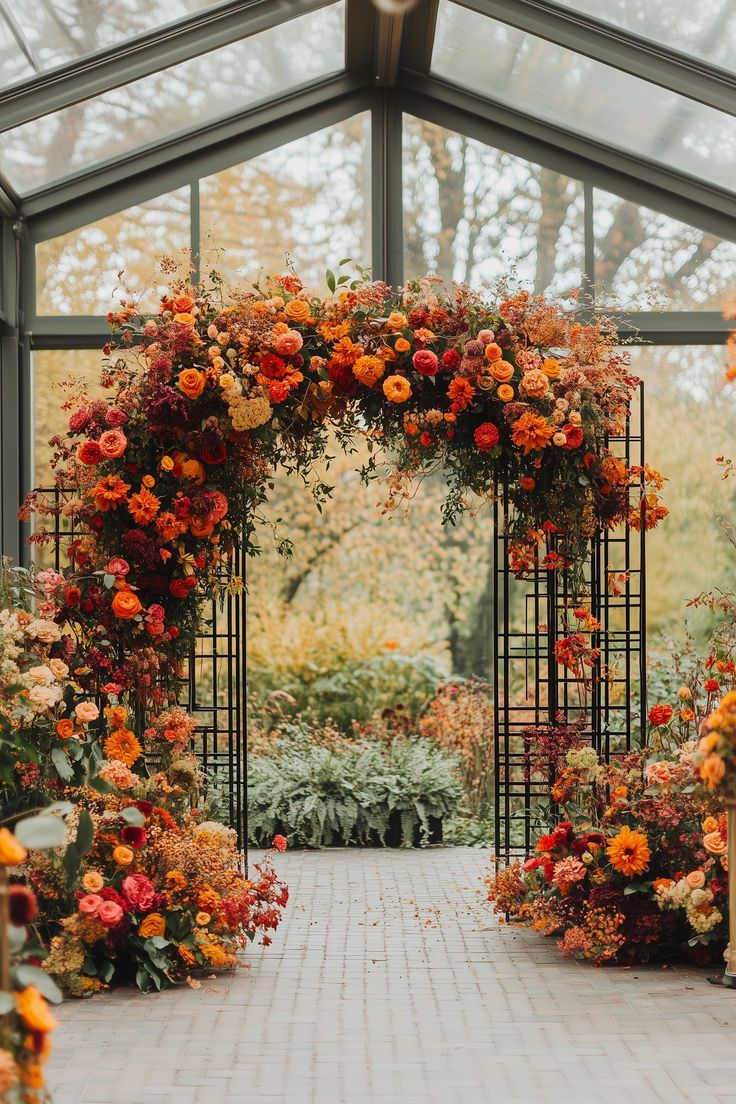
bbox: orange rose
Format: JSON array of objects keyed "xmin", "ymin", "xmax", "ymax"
[
  {"xmin": 541, "ymin": 357, "xmax": 561, "ymax": 379},
  {"xmin": 172, "ymin": 295, "xmax": 195, "ymax": 314},
  {"xmin": 383, "ymin": 375, "xmax": 412, "ymax": 403},
  {"xmin": 177, "ymin": 369, "xmax": 206, "ymax": 399},
  {"xmin": 703, "ymin": 816, "xmax": 719, "ymax": 834},
  {"xmin": 701, "ymin": 753, "xmax": 726, "ymax": 789},
  {"xmin": 139, "ymin": 913, "xmax": 166, "ymax": 938},
  {"xmin": 284, "ymin": 299, "xmax": 310, "ymax": 323},
  {"xmin": 111, "ymin": 590, "xmax": 143, "ymax": 620},
  {"xmin": 395, "ymin": 337, "xmax": 411, "ymax": 353},
  {"xmin": 173, "ymin": 312, "xmax": 195, "ymax": 326},
  {"xmin": 497, "ymin": 384, "xmax": 515, "ymax": 402},
  {"xmin": 181, "ymin": 458, "xmax": 206, "ymax": 485},
  {"xmin": 0, "ymin": 828, "xmax": 26, "ymax": 866},
  {"xmin": 55, "ymin": 718, "xmax": 75, "ymax": 739},
  {"xmin": 484, "ymin": 342, "xmax": 503, "ymax": 362},
  {"xmin": 15, "ymin": 987, "xmax": 58, "ymax": 1034},
  {"xmin": 386, "ymin": 311, "xmax": 407, "ymax": 330},
  {"xmin": 112, "ymin": 845, "xmax": 134, "ymax": 866},
  {"xmin": 490, "ymin": 361, "xmax": 514, "ymax": 383}
]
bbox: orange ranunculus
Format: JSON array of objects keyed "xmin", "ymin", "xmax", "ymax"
[
  {"xmin": 394, "ymin": 337, "xmax": 411, "ymax": 354},
  {"xmin": 177, "ymin": 368, "xmax": 206, "ymax": 399},
  {"xmin": 128, "ymin": 488, "xmax": 161, "ymax": 526},
  {"xmin": 497, "ymin": 384, "xmax": 515, "ymax": 402},
  {"xmin": 484, "ymin": 342, "xmax": 503, "ymax": 362},
  {"xmin": 55, "ymin": 718, "xmax": 75, "ymax": 740},
  {"xmin": 701, "ymin": 753, "xmax": 726, "ymax": 790},
  {"xmin": 172, "ymin": 294, "xmax": 195, "ymax": 314},
  {"xmin": 112, "ymin": 845, "xmax": 134, "ymax": 866},
  {"xmin": 490, "ymin": 361, "xmax": 515, "ymax": 383},
  {"xmin": 139, "ymin": 913, "xmax": 166, "ymax": 938},
  {"xmin": 386, "ymin": 311, "xmax": 407, "ymax": 330},
  {"xmin": 0, "ymin": 828, "xmax": 26, "ymax": 866},
  {"xmin": 111, "ymin": 590, "xmax": 143, "ymax": 620},
  {"xmin": 284, "ymin": 299, "xmax": 310, "ymax": 323},
  {"xmin": 383, "ymin": 375, "xmax": 412, "ymax": 403},
  {"xmin": 15, "ymin": 987, "xmax": 59, "ymax": 1034}
]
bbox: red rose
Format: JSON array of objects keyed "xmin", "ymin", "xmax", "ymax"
[
  {"xmin": 419, "ymin": 431, "xmax": 432, "ymax": 447},
  {"xmin": 78, "ymin": 441, "xmax": 103, "ymax": 465},
  {"xmin": 185, "ymin": 576, "xmax": 197, "ymax": 591},
  {"xmin": 121, "ymin": 826, "xmax": 148, "ymax": 849},
  {"xmin": 474, "ymin": 422, "xmax": 500, "ymax": 452},
  {"xmin": 583, "ymin": 453, "xmax": 597, "ymax": 469},
  {"xmin": 169, "ymin": 578, "xmax": 189, "ymax": 598},
  {"xmin": 412, "ymin": 349, "xmax": 439, "ymax": 376},
  {"xmin": 442, "ymin": 349, "xmax": 461, "ymax": 370},
  {"xmin": 273, "ymin": 835, "xmax": 288, "ymax": 853},
  {"xmin": 200, "ymin": 441, "xmax": 228, "ymax": 465},
  {"xmin": 64, "ymin": 586, "xmax": 81, "ymax": 606},
  {"xmin": 81, "ymin": 599, "xmax": 95, "ymax": 614},
  {"xmin": 168, "ymin": 626, "xmax": 180, "ymax": 639},
  {"xmin": 648, "ymin": 703, "xmax": 674, "ymax": 727},
  {"xmin": 705, "ymin": 679, "xmax": 720, "ymax": 693},
  {"xmin": 563, "ymin": 424, "xmax": 584, "ymax": 449},
  {"xmin": 174, "ymin": 497, "xmax": 191, "ymax": 519}
]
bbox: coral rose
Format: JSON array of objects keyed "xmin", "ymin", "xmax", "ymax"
[
  {"xmin": 55, "ymin": 718, "xmax": 75, "ymax": 739},
  {"xmin": 138, "ymin": 913, "xmax": 166, "ymax": 938},
  {"xmin": 123, "ymin": 873, "xmax": 156, "ymax": 911},
  {"xmin": 473, "ymin": 422, "xmax": 500, "ymax": 452},
  {"xmin": 563, "ymin": 424, "xmax": 584, "ymax": 449},
  {"xmin": 78, "ymin": 441, "xmax": 103, "ymax": 465},
  {"xmin": 98, "ymin": 429, "xmax": 128, "ymax": 459},
  {"xmin": 273, "ymin": 834, "xmax": 288, "ymax": 853},
  {"xmin": 484, "ymin": 342, "xmax": 503, "ymax": 362},
  {"xmin": 111, "ymin": 590, "xmax": 143, "ymax": 620},
  {"xmin": 177, "ymin": 368, "xmax": 206, "ymax": 399},
  {"xmin": 75, "ymin": 701, "xmax": 100, "ymax": 724},
  {"xmin": 273, "ymin": 329, "xmax": 303, "ymax": 356},
  {"xmin": 106, "ymin": 556, "xmax": 130, "ymax": 577},
  {"xmin": 383, "ymin": 375, "xmax": 412, "ymax": 403},
  {"xmin": 172, "ymin": 295, "xmax": 195, "ymax": 314},
  {"xmin": 648, "ymin": 703, "xmax": 673, "ymax": 727},
  {"xmin": 412, "ymin": 349, "xmax": 439, "ymax": 376},
  {"xmin": 0, "ymin": 829, "xmax": 26, "ymax": 866},
  {"xmin": 15, "ymin": 987, "xmax": 58, "ymax": 1034},
  {"xmin": 98, "ymin": 900, "xmax": 124, "ymax": 928},
  {"xmin": 79, "ymin": 894, "xmax": 103, "ymax": 916}
]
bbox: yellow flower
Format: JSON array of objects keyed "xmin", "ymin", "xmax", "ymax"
[
  {"xmin": 0, "ymin": 828, "xmax": 26, "ymax": 866},
  {"xmin": 112, "ymin": 845, "xmax": 134, "ymax": 867},
  {"xmin": 196, "ymin": 911, "xmax": 212, "ymax": 926},
  {"xmin": 606, "ymin": 825, "xmax": 650, "ymax": 877}
]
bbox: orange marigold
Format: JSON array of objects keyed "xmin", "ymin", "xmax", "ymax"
[
  {"xmin": 353, "ymin": 355, "xmax": 385, "ymax": 387},
  {"xmin": 383, "ymin": 374, "xmax": 412, "ymax": 403},
  {"xmin": 128, "ymin": 488, "xmax": 161, "ymax": 525},
  {"xmin": 511, "ymin": 412, "xmax": 554, "ymax": 453},
  {"xmin": 90, "ymin": 475, "xmax": 131, "ymax": 512},
  {"xmin": 606, "ymin": 825, "xmax": 650, "ymax": 877},
  {"xmin": 104, "ymin": 727, "xmax": 142, "ymax": 768}
]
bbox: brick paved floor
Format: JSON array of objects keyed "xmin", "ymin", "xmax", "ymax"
[{"xmin": 47, "ymin": 847, "xmax": 736, "ymax": 1104}]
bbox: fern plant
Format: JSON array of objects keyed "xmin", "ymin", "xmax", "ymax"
[{"xmin": 247, "ymin": 737, "xmax": 462, "ymax": 848}]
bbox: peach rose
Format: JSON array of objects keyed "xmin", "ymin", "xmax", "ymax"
[
  {"xmin": 177, "ymin": 368, "xmax": 206, "ymax": 399},
  {"xmin": 704, "ymin": 831, "xmax": 728, "ymax": 856},
  {"xmin": 111, "ymin": 590, "xmax": 143, "ymax": 620},
  {"xmin": 82, "ymin": 871, "xmax": 105, "ymax": 893},
  {"xmin": 685, "ymin": 870, "xmax": 706, "ymax": 889},
  {"xmin": 273, "ymin": 329, "xmax": 303, "ymax": 356},
  {"xmin": 75, "ymin": 701, "xmax": 100, "ymax": 724},
  {"xmin": 98, "ymin": 429, "xmax": 128, "ymax": 459},
  {"xmin": 386, "ymin": 311, "xmax": 407, "ymax": 330}
]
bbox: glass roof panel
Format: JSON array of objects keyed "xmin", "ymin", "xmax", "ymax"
[
  {"xmin": 431, "ymin": 1, "xmax": 736, "ymax": 193},
  {"xmin": 1, "ymin": 2, "xmax": 345, "ymax": 194},
  {"xmin": 0, "ymin": 0, "xmax": 222, "ymax": 91},
  {"xmin": 552, "ymin": 0, "xmax": 736, "ymax": 72}
]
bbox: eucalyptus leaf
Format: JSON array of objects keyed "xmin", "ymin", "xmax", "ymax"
[
  {"xmin": 14, "ymin": 814, "xmax": 66, "ymax": 850},
  {"xmin": 51, "ymin": 747, "xmax": 74, "ymax": 782},
  {"xmin": 120, "ymin": 806, "xmax": 145, "ymax": 826},
  {"xmin": 13, "ymin": 965, "xmax": 63, "ymax": 1004}
]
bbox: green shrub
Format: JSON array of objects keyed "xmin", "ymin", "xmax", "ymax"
[
  {"xmin": 248, "ymin": 651, "xmax": 447, "ymax": 730},
  {"xmin": 247, "ymin": 736, "xmax": 462, "ymax": 848}
]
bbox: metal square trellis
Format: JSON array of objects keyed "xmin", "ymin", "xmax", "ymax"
[{"xmin": 492, "ymin": 384, "xmax": 647, "ymax": 862}]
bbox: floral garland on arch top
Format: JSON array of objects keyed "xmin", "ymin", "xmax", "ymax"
[{"xmin": 24, "ymin": 269, "xmax": 667, "ymax": 703}]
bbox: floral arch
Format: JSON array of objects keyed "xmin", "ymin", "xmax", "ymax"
[{"xmin": 26, "ymin": 267, "xmax": 666, "ymax": 721}]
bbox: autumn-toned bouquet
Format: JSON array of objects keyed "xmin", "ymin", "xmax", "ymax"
[{"xmin": 23, "ymin": 267, "xmax": 667, "ymax": 703}]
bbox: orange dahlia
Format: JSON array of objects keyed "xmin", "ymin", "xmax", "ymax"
[
  {"xmin": 90, "ymin": 475, "xmax": 131, "ymax": 512},
  {"xmin": 511, "ymin": 412, "xmax": 554, "ymax": 453},
  {"xmin": 447, "ymin": 376, "xmax": 475, "ymax": 411},
  {"xmin": 128, "ymin": 488, "xmax": 161, "ymax": 525},
  {"xmin": 606, "ymin": 825, "xmax": 650, "ymax": 877},
  {"xmin": 104, "ymin": 727, "xmax": 142, "ymax": 767},
  {"xmin": 383, "ymin": 375, "xmax": 412, "ymax": 403}
]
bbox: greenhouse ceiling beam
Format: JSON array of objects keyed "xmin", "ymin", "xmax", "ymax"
[
  {"xmin": 455, "ymin": 0, "xmax": 736, "ymax": 118},
  {"xmin": 398, "ymin": 76, "xmax": 736, "ymax": 243},
  {"xmin": 24, "ymin": 74, "xmax": 375, "ymax": 240},
  {"xmin": 400, "ymin": 0, "xmax": 440, "ymax": 74},
  {"xmin": 0, "ymin": 0, "xmax": 335, "ymax": 134}
]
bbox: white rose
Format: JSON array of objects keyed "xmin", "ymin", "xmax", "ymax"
[
  {"xmin": 27, "ymin": 683, "xmax": 63, "ymax": 710},
  {"xmin": 26, "ymin": 618, "xmax": 62, "ymax": 644}
]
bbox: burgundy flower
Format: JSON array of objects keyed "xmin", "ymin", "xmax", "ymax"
[
  {"xmin": 121, "ymin": 826, "xmax": 148, "ymax": 849},
  {"xmin": 9, "ymin": 884, "xmax": 39, "ymax": 925}
]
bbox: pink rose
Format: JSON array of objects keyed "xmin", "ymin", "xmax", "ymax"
[
  {"xmin": 645, "ymin": 761, "xmax": 672, "ymax": 787},
  {"xmin": 412, "ymin": 349, "xmax": 439, "ymax": 376},
  {"xmin": 98, "ymin": 428, "xmax": 128, "ymax": 459},
  {"xmin": 686, "ymin": 870, "xmax": 706, "ymax": 889},
  {"xmin": 98, "ymin": 900, "xmax": 124, "ymax": 928},
  {"xmin": 69, "ymin": 408, "xmax": 90, "ymax": 433},
  {"xmin": 273, "ymin": 330, "xmax": 303, "ymax": 356},
  {"xmin": 122, "ymin": 873, "xmax": 156, "ymax": 912},
  {"xmin": 105, "ymin": 407, "xmax": 127, "ymax": 427},
  {"xmin": 147, "ymin": 604, "xmax": 165, "ymax": 621},
  {"xmin": 79, "ymin": 894, "xmax": 103, "ymax": 917},
  {"xmin": 477, "ymin": 329, "xmax": 495, "ymax": 345},
  {"xmin": 106, "ymin": 557, "xmax": 130, "ymax": 577}
]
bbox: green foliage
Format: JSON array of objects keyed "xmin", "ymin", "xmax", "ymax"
[
  {"xmin": 247, "ymin": 736, "xmax": 462, "ymax": 848},
  {"xmin": 249, "ymin": 652, "xmax": 447, "ymax": 730}
]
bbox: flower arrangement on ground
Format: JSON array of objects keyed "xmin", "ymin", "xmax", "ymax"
[{"xmin": 23, "ymin": 267, "xmax": 667, "ymax": 704}]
